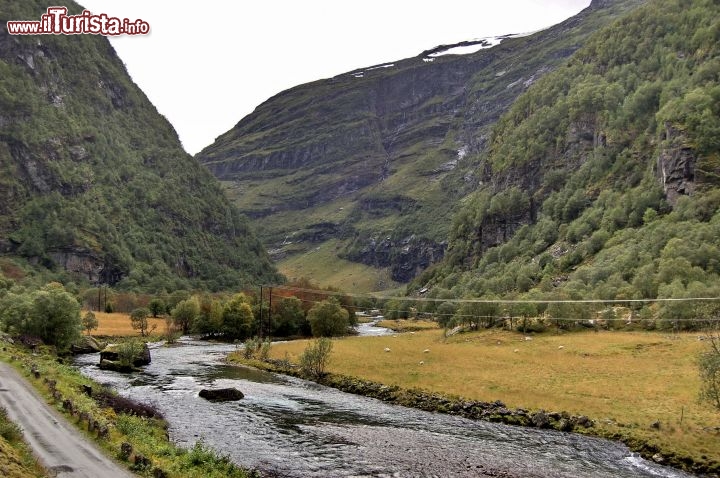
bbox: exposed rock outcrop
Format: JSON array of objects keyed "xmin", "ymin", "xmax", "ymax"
[{"xmin": 197, "ymin": 0, "xmax": 643, "ymax": 283}]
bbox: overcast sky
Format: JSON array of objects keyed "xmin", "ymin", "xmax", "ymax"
[{"xmin": 79, "ymin": 1, "xmax": 591, "ymax": 155}]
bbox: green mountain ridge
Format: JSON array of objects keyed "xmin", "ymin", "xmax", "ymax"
[
  {"xmin": 0, "ymin": 0, "xmax": 281, "ymax": 291},
  {"xmin": 413, "ymin": 0, "xmax": 720, "ymax": 325},
  {"xmin": 197, "ymin": 0, "xmax": 644, "ymax": 288}
]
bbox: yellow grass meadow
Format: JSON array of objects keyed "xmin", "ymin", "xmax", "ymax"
[
  {"xmin": 88, "ymin": 311, "xmax": 167, "ymax": 337},
  {"xmin": 268, "ymin": 329, "xmax": 720, "ymax": 463}
]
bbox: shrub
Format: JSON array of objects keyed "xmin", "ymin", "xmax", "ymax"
[
  {"xmin": 300, "ymin": 337, "xmax": 333, "ymax": 379},
  {"xmin": 0, "ymin": 407, "xmax": 22, "ymax": 443},
  {"xmin": 242, "ymin": 337, "xmax": 260, "ymax": 359},
  {"xmin": 699, "ymin": 331, "xmax": 720, "ymax": 410},
  {"xmin": 117, "ymin": 340, "xmax": 144, "ymax": 368}
]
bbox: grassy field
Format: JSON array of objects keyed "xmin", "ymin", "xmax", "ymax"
[
  {"xmin": 277, "ymin": 239, "xmax": 400, "ymax": 292},
  {"xmin": 376, "ymin": 319, "xmax": 440, "ymax": 332},
  {"xmin": 267, "ymin": 329, "xmax": 720, "ymax": 464},
  {"xmin": 90, "ymin": 311, "xmax": 167, "ymax": 337}
]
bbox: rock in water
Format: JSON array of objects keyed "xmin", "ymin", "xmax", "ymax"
[
  {"xmin": 99, "ymin": 343, "xmax": 151, "ymax": 366},
  {"xmin": 71, "ymin": 335, "xmax": 105, "ymax": 354},
  {"xmin": 199, "ymin": 388, "xmax": 244, "ymax": 402}
]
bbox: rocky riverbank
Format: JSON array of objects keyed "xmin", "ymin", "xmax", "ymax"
[{"xmin": 234, "ymin": 357, "xmax": 719, "ymax": 477}]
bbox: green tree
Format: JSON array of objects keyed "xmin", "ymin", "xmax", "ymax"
[
  {"xmin": 222, "ymin": 294, "xmax": 254, "ymax": 340},
  {"xmin": 193, "ymin": 294, "xmax": 224, "ymax": 336},
  {"xmin": 172, "ymin": 298, "xmax": 199, "ymax": 334},
  {"xmin": 148, "ymin": 298, "xmax": 166, "ymax": 318},
  {"xmin": 307, "ymin": 299, "xmax": 349, "ymax": 337},
  {"xmin": 273, "ymin": 296, "xmax": 307, "ymax": 337},
  {"xmin": 26, "ymin": 283, "xmax": 82, "ymax": 351},
  {"xmin": 82, "ymin": 310, "xmax": 98, "ymax": 335},
  {"xmin": 130, "ymin": 307, "xmax": 152, "ymax": 337}
]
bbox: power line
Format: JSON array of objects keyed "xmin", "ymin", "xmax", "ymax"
[
  {"xmin": 268, "ymin": 293, "xmax": 720, "ymax": 322},
  {"xmin": 270, "ymin": 284, "xmax": 720, "ymax": 305}
]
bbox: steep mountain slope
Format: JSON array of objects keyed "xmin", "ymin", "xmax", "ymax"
[
  {"xmin": 197, "ymin": 0, "xmax": 643, "ymax": 288},
  {"xmin": 0, "ymin": 0, "xmax": 281, "ymax": 291},
  {"xmin": 414, "ymin": 0, "xmax": 720, "ymax": 323}
]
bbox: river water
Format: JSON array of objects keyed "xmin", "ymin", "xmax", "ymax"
[{"xmin": 74, "ymin": 334, "xmax": 694, "ymax": 478}]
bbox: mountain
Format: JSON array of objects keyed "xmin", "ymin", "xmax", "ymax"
[
  {"xmin": 412, "ymin": 0, "xmax": 720, "ymax": 321},
  {"xmin": 0, "ymin": 0, "xmax": 281, "ymax": 291},
  {"xmin": 197, "ymin": 0, "xmax": 644, "ymax": 290}
]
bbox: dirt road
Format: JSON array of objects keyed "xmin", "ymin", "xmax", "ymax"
[{"xmin": 0, "ymin": 362, "xmax": 134, "ymax": 478}]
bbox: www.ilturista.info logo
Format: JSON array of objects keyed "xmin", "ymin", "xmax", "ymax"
[{"xmin": 7, "ymin": 7, "xmax": 150, "ymax": 36}]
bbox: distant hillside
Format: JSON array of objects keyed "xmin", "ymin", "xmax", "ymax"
[
  {"xmin": 197, "ymin": 0, "xmax": 643, "ymax": 288},
  {"xmin": 0, "ymin": 0, "xmax": 281, "ymax": 291},
  {"xmin": 413, "ymin": 0, "xmax": 720, "ymax": 323}
]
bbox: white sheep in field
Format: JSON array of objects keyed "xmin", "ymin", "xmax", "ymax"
[{"xmin": 384, "ymin": 347, "xmax": 391, "ymax": 352}]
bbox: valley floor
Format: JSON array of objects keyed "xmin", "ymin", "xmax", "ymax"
[{"xmin": 267, "ymin": 329, "xmax": 720, "ymax": 472}]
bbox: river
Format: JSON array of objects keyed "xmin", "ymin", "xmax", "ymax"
[{"xmin": 74, "ymin": 334, "xmax": 694, "ymax": 478}]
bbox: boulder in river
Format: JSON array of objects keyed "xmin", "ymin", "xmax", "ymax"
[
  {"xmin": 98, "ymin": 342, "xmax": 151, "ymax": 372},
  {"xmin": 199, "ymin": 388, "xmax": 244, "ymax": 402},
  {"xmin": 71, "ymin": 335, "xmax": 105, "ymax": 354},
  {"xmin": 99, "ymin": 342, "xmax": 151, "ymax": 366}
]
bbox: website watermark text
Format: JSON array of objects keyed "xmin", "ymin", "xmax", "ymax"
[{"xmin": 7, "ymin": 7, "xmax": 150, "ymax": 36}]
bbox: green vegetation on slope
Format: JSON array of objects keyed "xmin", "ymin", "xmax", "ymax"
[
  {"xmin": 416, "ymin": 0, "xmax": 720, "ymax": 326},
  {"xmin": 0, "ymin": 0, "xmax": 281, "ymax": 292},
  {"xmin": 199, "ymin": 0, "xmax": 643, "ymax": 285},
  {"xmin": 0, "ymin": 407, "xmax": 46, "ymax": 478}
]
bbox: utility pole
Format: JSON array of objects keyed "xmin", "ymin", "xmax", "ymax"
[
  {"xmin": 259, "ymin": 285, "xmax": 263, "ymax": 338},
  {"xmin": 268, "ymin": 286, "xmax": 272, "ymax": 338}
]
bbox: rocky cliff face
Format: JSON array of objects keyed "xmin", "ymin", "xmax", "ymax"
[
  {"xmin": 0, "ymin": 0, "xmax": 280, "ymax": 290},
  {"xmin": 198, "ymin": 0, "xmax": 644, "ymax": 285}
]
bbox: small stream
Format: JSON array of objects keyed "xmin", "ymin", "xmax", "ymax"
[{"xmin": 74, "ymin": 335, "xmax": 695, "ymax": 478}]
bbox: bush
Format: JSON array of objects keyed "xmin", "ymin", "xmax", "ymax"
[
  {"xmin": 259, "ymin": 339, "xmax": 272, "ymax": 361},
  {"xmin": 242, "ymin": 337, "xmax": 260, "ymax": 359},
  {"xmin": 0, "ymin": 407, "xmax": 22, "ymax": 443},
  {"xmin": 300, "ymin": 337, "xmax": 333, "ymax": 379},
  {"xmin": 117, "ymin": 340, "xmax": 144, "ymax": 368},
  {"xmin": 699, "ymin": 331, "xmax": 720, "ymax": 410}
]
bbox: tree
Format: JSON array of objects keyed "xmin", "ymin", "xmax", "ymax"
[
  {"xmin": 273, "ymin": 296, "xmax": 307, "ymax": 337},
  {"xmin": 307, "ymin": 299, "xmax": 349, "ymax": 337},
  {"xmin": 148, "ymin": 298, "xmax": 165, "ymax": 318},
  {"xmin": 26, "ymin": 283, "xmax": 82, "ymax": 351},
  {"xmin": 82, "ymin": 311, "xmax": 98, "ymax": 335},
  {"xmin": 222, "ymin": 294, "xmax": 254, "ymax": 340},
  {"xmin": 193, "ymin": 294, "xmax": 224, "ymax": 336},
  {"xmin": 172, "ymin": 298, "xmax": 199, "ymax": 334},
  {"xmin": 130, "ymin": 307, "xmax": 153, "ymax": 337}
]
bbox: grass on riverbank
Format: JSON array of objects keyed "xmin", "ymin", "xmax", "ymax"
[
  {"xmin": 376, "ymin": 319, "xmax": 440, "ymax": 332},
  {"xmin": 0, "ymin": 407, "xmax": 46, "ymax": 478},
  {"xmin": 90, "ymin": 311, "xmax": 167, "ymax": 337},
  {"xmin": 0, "ymin": 343, "xmax": 256, "ymax": 478},
  {"xmin": 264, "ymin": 329, "xmax": 720, "ymax": 468}
]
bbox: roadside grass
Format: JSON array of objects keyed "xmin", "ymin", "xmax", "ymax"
[
  {"xmin": 91, "ymin": 311, "xmax": 167, "ymax": 337},
  {"xmin": 0, "ymin": 345, "xmax": 255, "ymax": 478},
  {"xmin": 265, "ymin": 329, "xmax": 720, "ymax": 465},
  {"xmin": 376, "ymin": 319, "xmax": 440, "ymax": 332},
  {"xmin": 0, "ymin": 407, "xmax": 46, "ymax": 478}
]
